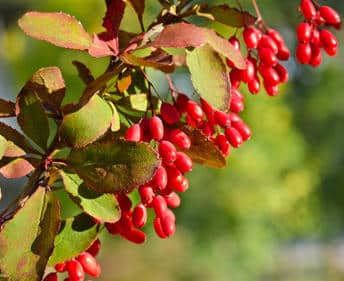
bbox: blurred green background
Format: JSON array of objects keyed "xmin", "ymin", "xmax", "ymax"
[{"xmin": 1, "ymin": 0, "xmax": 344, "ymax": 281}]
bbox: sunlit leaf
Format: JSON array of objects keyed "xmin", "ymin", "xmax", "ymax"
[
  {"xmin": 68, "ymin": 140, "xmax": 161, "ymax": 193},
  {"xmin": 18, "ymin": 12, "xmax": 92, "ymax": 50},
  {"xmin": 0, "ymin": 158, "xmax": 34, "ymax": 179},
  {"xmin": 0, "ymin": 187, "xmax": 60, "ymax": 281}
]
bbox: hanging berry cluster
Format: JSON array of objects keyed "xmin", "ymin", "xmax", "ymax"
[{"xmin": 296, "ymin": 0, "xmax": 341, "ymax": 65}]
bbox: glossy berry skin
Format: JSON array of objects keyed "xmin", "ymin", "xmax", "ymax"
[
  {"xmin": 320, "ymin": 29, "xmax": 338, "ymax": 49},
  {"xmin": 139, "ymin": 185, "xmax": 155, "ymax": 206},
  {"xmin": 186, "ymin": 100, "xmax": 204, "ymax": 121},
  {"xmin": 214, "ymin": 111, "xmax": 231, "ymax": 128},
  {"xmin": 43, "ymin": 272, "xmax": 58, "ymax": 281},
  {"xmin": 174, "ymin": 152, "xmax": 193, "ymax": 173},
  {"xmin": 300, "ymin": 0, "xmax": 316, "ymax": 20},
  {"xmin": 296, "ymin": 43, "xmax": 312, "ymax": 64},
  {"xmin": 55, "ymin": 262, "xmax": 67, "ymax": 272},
  {"xmin": 152, "ymin": 166, "xmax": 168, "ymax": 190},
  {"xmin": 166, "ymin": 166, "xmax": 183, "ymax": 190},
  {"xmin": 86, "ymin": 239, "xmax": 101, "ymax": 257},
  {"xmin": 319, "ymin": 6, "xmax": 341, "ymax": 26},
  {"xmin": 225, "ymin": 127, "xmax": 243, "ymax": 148},
  {"xmin": 215, "ymin": 133, "xmax": 230, "ymax": 156},
  {"xmin": 164, "ymin": 192, "xmax": 181, "ymax": 208},
  {"xmin": 159, "ymin": 141, "xmax": 177, "ymax": 163},
  {"xmin": 67, "ymin": 259, "xmax": 85, "ymax": 281},
  {"xmin": 125, "ymin": 124, "xmax": 141, "ymax": 142},
  {"xmin": 160, "ymin": 103, "xmax": 181, "ymax": 124},
  {"xmin": 161, "ymin": 215, "xmax": 176, "ymax": 237},
  {"xmin": 243, "ymin": 26, "xmax": 260, "ymax": 49},
  {"xmin": 154, "ymin": 217, "xmax": 167, "ymax": 239},
  {"xmin": 297, "ymin": 22, "xmax": 313, "ymax": 42},
  {"xmin": 77, "ymin": 252, "xmax": 101, "ymax": 277},
  {"xmin": 173, "ymin": 175, "xmax": 189, "ymax": 193},
  {"xmin": 168, "ymin": 129, "xmax": 191, "ymax": 150},
  {"xmin": 121, "ymin": 228, "xmax": 146, "ymax": 244},
  {"xmin": 132, "ymin": 204, "xmax": 147, "ymax": 228},
  {"xmin": 149, "ymin": 116, "xmax": 164, "ymax": 141},
  {"xmin": 232, "ymin": 120, "xmax": 252, "ymax": 141},
  {"xmin": 152, "ymin": 195, "xmax": 168, "ymax": 218},
  {"xmin": 258, "ymin": 47, "xmax": 277, "ymax": 67}
]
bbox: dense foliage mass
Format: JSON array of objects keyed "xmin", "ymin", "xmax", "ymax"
[{"xmin": 0, "ymin": 0, "xmax": 341, "ymax": 280}]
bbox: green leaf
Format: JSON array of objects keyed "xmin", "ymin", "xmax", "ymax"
[
  {"xmin": 0, "ymin": 122, "xmax": 40, "ymax": 154},
  {"xmin": 59, "ymin": 95, "xmax": 113, "ymax": 148},
  {"xmin": 149, "ymin": 22, "xmax": 245, "ymax": 69},
  {"xmin": 0, "ymin": 99, "xmax": 15, "ymax": 118},
  {"xmin": 196, "ymin": 4, "xmax": 256, "ymax": 28},
  {"xmin": 24, "ymin": 67, "xmax": 66, "ymax": 110},
  {"xmin": 117, "ymin": 94, "xmax": 148, "ymax": 113},
  {"xmin": 0, "ymin": 158, "xmax": 34, "ymax": 179},
  {"xmin": 180, "ymin": 125, "xmax": 226, "ymax": 168},
  {"xmin": 109, "ymin": 103, "xmax": 121, "ymax": 132},
  {"xmin": 16, "ymin": 90, "xmax": 50, "ymax": 151},
  {"xmin": 186, "ymin": 44, "xmax": 230, "ymax": 111},
  {"xmin": 68, "ymin": 140, "xmax": 161, "ymax": 193},
  {"xmin": 48, "ymin": 213, "xmax": 98, "ymax": 266},
  {"xmin": 0, "ymin": 136, "xmax": 7, "ymax": 160},
  {"xmin": 60, "ymin": 170, "xmax": 120, "ymax": 223},
  {"xmin": 18, "ymin": 12, "xmax": 92, "ymax": 50},
  {"xmin": 0, "ymin": 187, "xmax": 60, "ymax": 281}
]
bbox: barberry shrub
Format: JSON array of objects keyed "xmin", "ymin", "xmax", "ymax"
[{"xmin": 0, "ymin": 0, "xmax": 341, "ymax": 280}]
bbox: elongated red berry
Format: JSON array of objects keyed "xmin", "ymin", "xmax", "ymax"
[
  {"xmin": 105, "ymin": 222, "xmax": 119, "ymax": 235},
  {"xmin": 132, "ymin": 204, "xmax": 147, "ymax": 228},
  {"xmin": 152, "ymin": 195, "xmax": 168, "ymax": 218},
  {"xmin": 259, "ymin": 35, "xmax": 279, "ymax": 54},
  {"xmin": 166, "ymin": 165, "xmax": 183, "ymax": 189},
  {"xmin": 243, "ymin": 26, "xmax": 260, "ymax": 49},
  {"xmin": 125, "ymin": 124, "xmax": 141, "ymax": 142},
  {"xmin": 150, "ymin": 116, "xmax": 164, "ymax": 141},
  {"xmin": 248, "ymin": 77, "xmax": 261, "ymax": 95},
  {"xmin": 139, "ymin": 185, "xmax": 155, "ymax": 206},
  {"xmin": 67, "ymin": 260, "xmax": 84, "ymax": 281},
  {"xmin": 214, "ymin": 111, "xmax": 231, "ymax": 128},
  {"xmin": 258, "ymin": 47, "xmax": 277, "ymax": 67},
  {"xmin": 264, "ymin": 83, "xmax": 279, "ymax": 96},
  {"xmin": 159, "ymin": 141, "xmax": 177, "ymax": 163},
  {"xmin": 154, "ymin": 217, "xmax": 167, "ymax": 238},
  {"xmin": 174, "ymin": 152, "xmax": 193, "ymax": 173},
  {"xmin": 274, "ymin": 63, "xmax": 288, "ymax": 83},
  {"xmin": 232, "ymin": 120, "xmax": 251, "ymax": 141},
  {"xmin": 176, "ymin": 94, "xmax": 189, "ymax": 112},
  {"xmin": 86, "ymin": 239, "xmax": 101, "ymax": 257},
  {"xmin": 297, "ymin": 22, "xmax": 313, "ymax": 42},
  {"xmin": 276, "ymin": 44, "xmax": 291, "ymax": 61},
  {"xmin": 186, "ymin": 100, "xmax": 204, "ymax": 121},
  {"xmin": 310, "ymin": 44, "xmax": 322, "ymax": 66},
  {"xmin": 55, "ymin": 262, "xmax": 67, "ymax": 272},
  {"xmin": 168, "ymin": 129, "xmax": 191, "ymax": 149},
  {"xmin": 173, "ymin": 175, "xmax": 189, "ymax": 193},
  {"xmin": 121, "ymin": 228, "xmax": 146, "ymax": 244},
  {"xmin": 215, "ymin": 133, "xmax": 230, "ymax": 156},
  {"xmin": 160, "ymin": 103, "xmax": 181, "ymax": 124},
  {"xmin": 225, "ymin": 127, "xmax": 243, "ymax": 148},
  {"xmin": 267, "ymin": 28, "xmax": 285, "ymax": 46},
  {"xmin": 43, "ymin": 272, "xmax": 58, "ymax": 281},
  {"xmin": 116, "ymin": 194, "xmax": 132, "ymax": 211},
  {"xmin": 161, "ymin": 215, "xmax": 176, "ymax": 237},
  {"xmin": 152, "ymin": 166, "xmax": 168, "ymax": 190},
  {"xmin": 77, "ymin": 252, "xmax": 101, "ymax": 277},
  {"xmin": 319, "ymin": 6, "xmax": 341, "ymax": 26},
  {"xmin": 300, "ymin": 0, "xmax": 316, "ymax": 20},
  {"xmin": 259, "ymin": 65, "xmax": 280, "ymax": 86},
  {"xmin": 229, "ymin": 95, "xmax": 244, "ymax": 113},
  {"xmin": 296, "ymin": 42, "xmax": 312, "ymax": 64},
  {"xmin": 320, "ymin": 29, "xmax": 338, "ymax": 49},
  {"xmin": 164, "ymin": 192, "xmax": 181, "ymax": 208}
]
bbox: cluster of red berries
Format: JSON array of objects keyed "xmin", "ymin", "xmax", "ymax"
[
  {"xmin": 296, "ymin": 0, "xmax": 341, "ymax": 66},
  {"xmin": 44, "ymin": 239, "xmax": 101, "ymax": 281},
  {"xmin": 228, "ymin": 25, "xmax": 290, "ymax": 97}
]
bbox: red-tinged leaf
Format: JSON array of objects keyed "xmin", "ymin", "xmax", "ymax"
[
  {"xmin": 88, "ymin": 33, "xmax": 116, "ymax": 58},
  {"xmin": 0, "ymin": 158, "xmax": 34, "ymax": 179},
  {"xmin": 48, "ymin": 213, "xmax": 99, "ymax": 266},
  {"xmin": 187, "ymin": 44, "xmax": 231, "ymax": 111},
  {"xmin": 121, "ymin": 50, "xmax": 175, "ymax": 73},
  {"xmin": 0, "ymin": 122, "xmax": 39, "ymax": 155},
  {"xmin": 196, "ymin": 4, "xmax": 256, "ymax": 28},
  {"xmin": 0, "ymin": 99, "xmax": 15, "ymax": 118},
  {"xmin": 3, "ymin": 142, "xmax": 26, "ymax": 158},
  {"xmin": 59, "ymin": 95, "xmax": 113, "ymax": 148},
  {"xmin": 24, "ymin": 67, "xmax": 66, "ymax": 110},
  {"xmin": 60, "ymin": 170, "xmax": 120, "ymax": 223},
  {"xmin": 117, "ymin": 75, "xmax": 132, "ymax": 93},
  {"xmin": 67, "ymin": 140, "xmax": 161, "ymax": 193},
  {"xmin": 18, "ymin": 12, "xmax": 92, "ymax": 50},
  {"xmin": 148, "ymin": 22, "xmax": 245, "ymax": 69},
  {"xmin": 72, "ymin": 61, "xmax": 95, "ymax": 85},
  {"xmin": 0, "ymin": 187, "xmax": 60, "ymax": 281},
  {"xmin": 179, "ymin": 125, "xmax": 226, "ymax": 168},
  {"xmin": 16, "ymin": 91, "xmax": 50, "ymax": 151}
]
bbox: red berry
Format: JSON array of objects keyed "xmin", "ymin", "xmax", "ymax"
[
  {"xmin": 132, "ymin": 204, "xmax": 147, "ymax": 228},
  {"xmin": 259, "ymin": 35, "xmax": 279, "ymax": 54},
  {"xmin": 43, "ymin": 272, "xmax": 58, "ymax": 281},
  {"xmin": 225, "ymin": 127, "xmax": 243, "ymax": 148},
  {"xmin": 186, "ymin": 100, "xmax": 204, "ymax": 121},
  {"xmin": 276, "ymin": 44, "xmax": 291, "ymax": 61},
  {"xmin": 295, "ymin": 42, "xmax": 312, "ymax": 64},
  {"xmin": 116, "ymin": 212, "xmax": 133, "ymax": 233},
  {"xmin": 77, "ymin": 252, "xmax": 101, "ymax": 277},
  {"xmin": 176, "ymin": 94, "xmax": 189, "ymax": 112},
  {"xmin": 168, "ymin": 129, "xmax": 191, "ymax": 150},
  {"xmin": 164, "ymin": 192, "xmax": 181, "ymax": 208},
  {"xmin": 160, "ymin": 102, "xmax": 181, "ymax": 124},
  {"xmin": 159, "ymin": 140, "xmax": 177, "ymax": 163},
  {"xmin": 215, "ymin": 133, "xmax": 231, "ymax": 156},
  {"xmin": 152, "ymin": 195, "xmax": 168, "ymax": 218},
  {"xmin": 55, "ymin": 262, "xmax": 67, "ymax": 272},
  {"xmin": 116, "ymin": 194, "xmax": 132, "ymax": 211},
  {"xmin": 174, "ymin": 152, "xmax": 193, "ymax": 173},
  {"xmin": 267, "ymin": 28, "xmax": 285, "ymax": 46},
  {"xmin": 243, "ymin": 26, "xmax": 260, "ymax": 49},
  {"xmin": 240, "ymin": 58, "xmax": 256, "ymax": 83},
  {"xmin": 264, "ymin": 83, "xmax": 279, "ymax": 96},
  {"xmin": 320, "ymin": 29, "xmax": 338, "ymax": 49},
  {"xmin": 200, "ymin": 98, "xmax": 214, "ymax": 115},
  {"xmin": 300, "ymin": 0, "xmax": 316, "ymax": 20},
  {"xmin": 297, "ymin": 22, "xmax": 313, "ymax": 42},
  {"xmin": 152, "ymin": 166, "xmax": 168, "ymax": 190},
  {"xmin": 149, "ymin": 116, "xmax": 164, "ymax": 141},
  {"xmin": 154, "ymin": 217, "xmax": 167, "ymax": 238},
  {"xmin": 229, "ymin": 96, "xmax": 244, "ymax": 113},
  {"xmin": 232, "ymin": 120, "xmax": 251, "ymax": 141},
  {"xmin": 229, "ymin": 36, "xmax": 241, "ymax": 51},
  {"xmin": 105, "ymin": 222, "xmax": 119, "ymax": 235},
  {"xmin": 311, "ymin": 28, "xmax": 321, "ymax": 45},
  {"xmin": 161, "ymin": 215, "xmax": 176, "ymax": 237},
  {"xmin": 139, "ymin": 185, "xmax": 155, "ymax": 206},
  {"xmin": 67, "ymin": 260, "xmax": 85, "ymax": 281},
  {"xmin": 173, "ymin": 175, "xmax": 189, "ymax": 193},
  {"xmin": 258, "ymin": 47, "xmax": 277, "ymax": 67},
  {"xmin": 86, "ymin": 239, "xmax": 101, "ymax": 257},
  {"xmin": 230, "ymin": 68, "xmax": 242, "ymax": 89},
  {"xmin": 248, "ymin": 77, "xmax": 261, "ymax": 95},
  {"xmin": 319, "ymin": 6, "xmax": 341, "ymax": 26},
  {"xmin": 214, "ymin": 111, "xmax": 231, "ymax": 128},
  {"xmin": 125, "ymin": 124, "xmax": 141, "ymax": 142},
  {"xmin": 310, "ymin": 44, "xmax": 322, "ymax": 66},
  {"xmin": 259, "ymin": 65, "xmax": 280, "ymax": 86},
  {"xmin": 121, "ymin": 228, "xmax": 146, "ymax": 244},
  {"xmin": 274, "ymin": 63, "xmax": 289, "ymax": 83}
]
